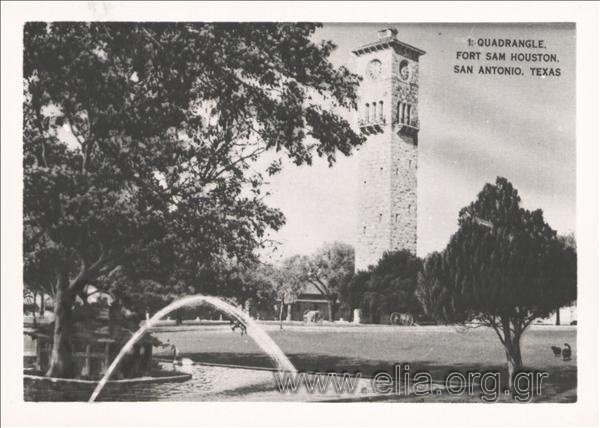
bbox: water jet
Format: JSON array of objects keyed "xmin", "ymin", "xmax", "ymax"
[{"xmin": 89, "ymin": 295, "xmax": 296, "ymax": 402}]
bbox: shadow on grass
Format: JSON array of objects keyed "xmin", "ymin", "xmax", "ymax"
[{"xmin": 181, "ymin": 351, "xmax": 577, "ymax": 402}]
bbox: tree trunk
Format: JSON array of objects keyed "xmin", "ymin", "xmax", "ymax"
[
  {"xmin": 40, "ymin": 292, "xmax": 45, "ymax": 317},
  {"xmin": 327, "ymin": 294, "xmax": 338, "ymax": 322},
  {"xmin": 504, "ymin": 340, "xmax": 523, "ymax": 392},
  {"xmin": 32, "ymin": 290, "xmax": 37, "ymax": 326},
  {"xmin": 46, "ymin": 272, "xmax": 76, "ymax": 378},
  {"xmin": 501, "ymin": 318, "xmax": 523, "ymax": 392},
  {"xmin": 278, "ymin": 300, "xmax": 284, "ymax": 330}
]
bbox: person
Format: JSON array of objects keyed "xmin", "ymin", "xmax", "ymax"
[
  {"xmin": 230, "ymin": 318, "xmax": 247, "ymax": 335},
  {"xmin": 170, "ymin": 343, "xmax": 179, "ymax": 365}
]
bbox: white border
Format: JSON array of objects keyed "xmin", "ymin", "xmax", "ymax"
[{"xmin": 2, "ymin": 2, "xmax": 598, "ymax": 427}]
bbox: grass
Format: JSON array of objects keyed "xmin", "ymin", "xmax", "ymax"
[
  {"xmin": 24, "ymin": 323, "xmax": 576, "ymax": 402},
  {"xmin": 152, "ymin": 323, "xmax": 577, "ymax": 402}
]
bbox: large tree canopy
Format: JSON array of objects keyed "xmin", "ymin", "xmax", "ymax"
[
  {"xmin": 417, "ymin": 177, "xmax": 577, "ymax": 390},
  {"xmin": 23, "ymin": 22, "xmax": 364, "ymax": 377}
]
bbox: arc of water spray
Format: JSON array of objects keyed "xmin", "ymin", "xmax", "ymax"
[{"xmin": 89, "ymin": 294, "xmax": 297, "ymax": 402}]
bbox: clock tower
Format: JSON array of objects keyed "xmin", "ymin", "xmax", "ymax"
[{"xmin": 353, "ymin": 28, "xmax": 425, "ymax": 271}]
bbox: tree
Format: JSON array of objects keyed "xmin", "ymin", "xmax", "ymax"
[
  {"xmin": 419, "ymin": 177, "xmax": 577, "ymax": 391},
  {"xmin": 274, "ymin": 242, "xmax": 354, "ymax": 321},
  {"xmin": 234, "ymin": 263, "xmax": 282, "ymax": 319},
  {"xmin": 108, "ymin": 261, "xmax": 282, "ymax": 323},
  {"xmin": 340, "ymin": 250, "xmax": 421, "ymax": 324},
  {"xmin": 23, "ymin": 22, "xmax": 364, "ymax": 377},
  {"xmin": 288, "ymin": 242, "xmax": 355, "ymax": 320},
  {"xmin": 416, "ymin": 252, "xmax": 449, "ymax": 323},
  {"xmin": 207, "ymin": 260, "xmax": 281, "ymax": 319},
  {"xmin": 307, "ymin": 242, "xmax": 355, "ymax": 318},
  {"xmin": 273, "ymin": 257, "xmax": 307, "ymax": 328},
  {"xmin": 554, "ymin": 232, "xmax": 577, "ymax": 325},
  {"xmin": 338, "ymin": 270, "xmax": 371, "ymax": 322}
]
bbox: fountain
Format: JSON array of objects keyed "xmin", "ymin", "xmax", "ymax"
[{"xmin": 89, "ymin": 294, "xmax": 297, "ymax": 402}]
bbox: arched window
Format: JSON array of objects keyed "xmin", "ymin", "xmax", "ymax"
[
  {"xmin": 363, "ymin": 226, "xmax": 367, "ymax": 235},
  {"xmin": 395, "ymin": 213, "xmax": 400, "ymax": 223},
  {"xmin": 378, "ymin": 213, "xmax": 383, "ymax": 223},
  {"xmin": 364, "ymin": 103, "xmax": 370, "ymax": 121},
  {"xmin": 401, "ymin": 103, "xmax": 407, "ymax": 124},
  {"xmin": 371, "ymin": 103, "xmax": 377, "ymax": 122},
  {"xmin": 397, "ymin": 102, "xmax": 402, "ymax": 123},
  {"xmin": 407, "ymin": 104, "xmax": 412, "ymax": 125},
  {"xmin": 378, "ymin": 101, "xmax": 384, "ymax": 120}
]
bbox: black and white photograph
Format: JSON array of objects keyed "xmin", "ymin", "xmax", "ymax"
[{"xmin": 1, "ymin": 2, "xmax": 598, "ymax": 427}]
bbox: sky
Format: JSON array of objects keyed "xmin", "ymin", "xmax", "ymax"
[{"xmin": 262, "ymin": 23, "xmax": 576, "ymax": 260}]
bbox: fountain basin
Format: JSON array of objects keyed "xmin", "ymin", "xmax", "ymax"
[
  {"xmin": 24, "ymin": 368, "xmax": 191, "ymax": 401},
  {"xmin": 25, "ymin": 361, "xmax": 380, "ymax": 402}
]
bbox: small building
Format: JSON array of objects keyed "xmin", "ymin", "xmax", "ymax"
[
  {"xmin": 25, "ymin": 303, "xmax": 163, "ymax": 379},
  {"xmin": 282, "ymin": 283, "xmax": 333, "ymax": 322}
]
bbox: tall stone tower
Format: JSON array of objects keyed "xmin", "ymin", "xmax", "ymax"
[{"xmin": 353, "ymin": 28, "xmax": 425, "ymax": 271}]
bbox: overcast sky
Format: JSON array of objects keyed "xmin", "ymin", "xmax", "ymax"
[{"xmin": 263, "ymin": 23, "xmax": 576, "ymax": 260}]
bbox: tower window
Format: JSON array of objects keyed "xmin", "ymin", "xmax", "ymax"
[
  {"xmin": 378, "ymin": 213, "xmax": 383, "ymax": 223},
  {"xmin": 380, "ymin": 167, "xmax": 384, "ymax": 174},
  {"xmin": 363, "ymin": 226, "xmax": 367, "ymax": 235}
]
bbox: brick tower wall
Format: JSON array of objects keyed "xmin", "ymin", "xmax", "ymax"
[
  {"xmin": 354, "ymin": 38, "xmax": 420, "ymax": 271},
  {"xmin": 389, "ymin": 53, "xmax": 418, "ymax": 255}
]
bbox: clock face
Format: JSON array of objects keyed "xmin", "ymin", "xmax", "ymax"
[
  {"xmin": 399, "ymin": 63, "xmax": 410, "ymax": 81},
  {"xmin": 366, "ymin": 59, "xmax": 382, "ymax": 79}
]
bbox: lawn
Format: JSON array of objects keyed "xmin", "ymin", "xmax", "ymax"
[{"xmin": 152, "ymin": 323, "xmax": 577, "ymax": 401}]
